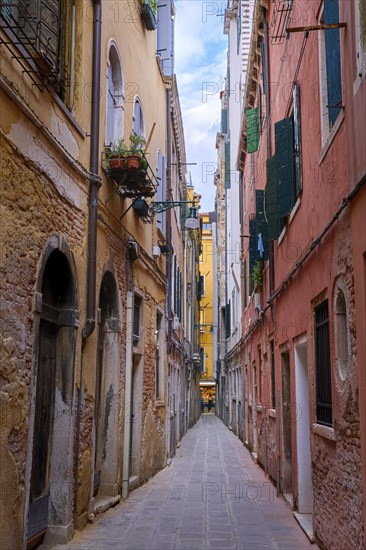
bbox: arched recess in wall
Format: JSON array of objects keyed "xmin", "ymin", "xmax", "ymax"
[
  {"xmin": 94, "ymin": 269, "xmax": 121, "ymax": 499},
  {"xmin": 26, "ymin": 237, "xmax": 78, "ymax": 545},
  {"xmin": 333, "ymin": 277, "xmax": 351, "ymax": 384},
  {"xmin": 106, "ymin": 41, "xmax": 124, "ymax": 145},
  {"xmin": 132, "ymin": 96, "xmax": 145, "ymax": 136}
]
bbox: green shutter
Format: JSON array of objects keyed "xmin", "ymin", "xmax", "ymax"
[
  {"xmin": 225, "ymin": 301, "xmax": 231, "ymax": 338},
  {"xmin": 266, "ymin": 155, "xmax": 281, "ymax": 241},
  {"xmin": 255, "ymin": 190, "xmax": 269, "ymax": 261},
  {"xmin": 225, "ymin": 141, "xmax": 231, "ymax": 189},
  {"xmin": 243, "ymin": 259, "xmax": 247, "ymax": 308},
  {"xmin": 221, "ymin": 109, "xmax": 228, "ymax": 134},
  {"xmin": 246, "ymin": 107, "xmax": 260, "ymax": 153},
  {"xmin": 249, "ymin": 219, "xmax": 258, "ymax": 294},
  {"xmin": 275, "ymin": 117, "xmax": 296, "ymax": 218}
]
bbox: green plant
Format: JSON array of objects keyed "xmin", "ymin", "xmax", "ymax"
[
  {"xmin": 129, "ymin": 132, "xmax": 146, "ymax": 154},
  {"xmin": 251, "ymin": 259, "xmax": 263, "ymax": 291},
  {"xmin": 106, "ymin": 139, "xmax": 128, "ymax": 156}
]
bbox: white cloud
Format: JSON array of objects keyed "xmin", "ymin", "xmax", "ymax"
[{"xmin": 175, "ymin": 0, "xmax": 227, "ymax": 211}]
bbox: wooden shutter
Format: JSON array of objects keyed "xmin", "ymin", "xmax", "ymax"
[
  {"xmin": 293, "ymin": 82, "xmax": 302, "ymax": 196},
  {"xmin": 157, "ymin": 0, "xmax": 174, "ymax": 76},
  {"xmin": 225, "ymin": 301, "xmax": 231, "ymax": 339},
  {"xmin": 275, "ymin": 117, "xmax": 296, "ymax": 218},
  {"xmin": 243, "ymin": 259, "xmax": 247, "ymax": 308},
  {"xmin": 221, "ymin": 109, "xmax": 228, "ymax": 134},
  {"xmin": 324, "ymin": 0, "xmax": 342, "ymax": 127},
  {"xmin": 255, "ymin": 190, "xmax": 269, "ymax": 260},
  {"xmin": 225, "ymin": 141, "xmax": 231, "ymax": 189},
  {"xmin": 266, "ymin": 156, "xmax": 280, "ymax": 241},
  {"xmin": 249, "ymin": 219, "xmax": 258, "ymax": 295},
  {"xmin": 246, "ymin": 107, "xmax": 260, "ymax": 153}
]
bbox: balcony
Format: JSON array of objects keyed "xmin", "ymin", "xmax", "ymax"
[{"xmin": 102, "ymin": 149, "xmax": 158, "ymax": 200}]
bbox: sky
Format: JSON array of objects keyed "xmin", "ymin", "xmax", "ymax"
[{"xmin": 174, "ymin": 0, "xmax": 228, "ymax": 212}]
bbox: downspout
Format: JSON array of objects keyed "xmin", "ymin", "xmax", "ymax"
[
  {"xmin": 75, "ymin": 0, "xmax": 101, "ymax": 504},
  {"xmin": 122, "ymin": 255, "xmax": 134, "ymax": 499},
  {"xmin": 166, "ymin": 87, "xmax": 173, "ymax": 352},
  {"xmin": 83, "ymin": 0, "xmax": 102, "ymax": 341},
  {"xmin": 262, "ymin": 6, "xmax": 271, "ymax": 480}
]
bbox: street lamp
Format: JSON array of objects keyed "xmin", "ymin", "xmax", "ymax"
[{"xmin": 149, "ymin": 201, "xmax": 200, "ymax": 230}]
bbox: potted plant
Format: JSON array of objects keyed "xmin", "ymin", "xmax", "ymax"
[
  {"xmin": 105, "ymin": 139, "xmax": 128, "ymax": 169},
  {"xmin": 251, "ymin": 259, "xmax": 263, "ymax": 293},
  {"xmin": 127, "ymin": 132, "xmax": 147, "ymax": 170},
  {"xmin": 141, "ymin": 0, "xmax": 157, "ymax": 31}
]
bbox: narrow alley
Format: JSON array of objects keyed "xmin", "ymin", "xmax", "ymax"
[{"xmin": 51, "ymin": 416, "xmax": 315, "ymax": 550}]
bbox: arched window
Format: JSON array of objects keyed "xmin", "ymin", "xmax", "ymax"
[
  {"xmin": 133, "ymin": 97, "xmax": 144, "ymax": 136},
  {"xmin": 334, "ymin": 283, "xmax": 350, "ymax": 382},
  {"xmin": 106, "ymin": 43, "xmax": 124, "ymax": 145}
]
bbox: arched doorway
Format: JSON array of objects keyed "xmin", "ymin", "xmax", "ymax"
[
  {"xmin": 94, "ymin": 271, "xmax": 121, "ymax": 499},
  {"xmin": 27, "ymin": 246, "xmax": 77, "ymax": 547}
]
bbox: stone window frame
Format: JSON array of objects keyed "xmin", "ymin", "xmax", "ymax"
[
  {"xmin": 333, "ymin": 276, "xmax": 351, "ymax": 386},
  {"xmin": 105, "ymin": 40, "xmax": 125, "ymax": 146}
]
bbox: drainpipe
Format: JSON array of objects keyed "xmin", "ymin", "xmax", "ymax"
[
  {"xmin": 122, "ymin": 282, "xmax": 134, "ymax": 498},
  {"xmin": 83, "ymin": 0, "xmax": 102, "ymax": 341},
  {"xmin": 262, "ymin": 6, "xmax": 272, "ymax": 479},
  {"xmin": 75, "ymin": 0, "xmax": 101, "ymax": 507},
  {"xmin": 166, "ymin": 87, "xmax": 173, "ymax": 352}
]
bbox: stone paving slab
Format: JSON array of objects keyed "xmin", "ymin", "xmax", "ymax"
[{"xmin": 49, "ymin": 415, "xmax": 317, "ymax": 550}]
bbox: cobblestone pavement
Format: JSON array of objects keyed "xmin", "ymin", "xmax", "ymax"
[{"xmin": 51, "ymin": 415, "xmax": 317, "ymax": 550}]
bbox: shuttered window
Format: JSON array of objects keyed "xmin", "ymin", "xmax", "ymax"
[
  {"xmin": 324, "ymin": 0, "xmax": 342, "ymax": 127},
  {"xmin": 225, "ymin": 141, "xmax": 231, "ymax": 189},
  {"xmin": 249, "ymin": 219, "xmax": 257, "ymax": 295},
  {"xmin": 225, "ymin": 301, "xmax": 231, "ymax": 339},
  {"xmin": 255, "ymin": 190, "xmax": 269, "ymax": 260},
  {"xmin": 265, "ymin": 156, "xmax": 281, "ymax": 241},
  {"xmin": 246, "ymin": 107, "xmax": 260, "ymax": 153},
  {"xmin": 243, "ymin": 259, "xmax": 247, "ymax": 308},
  {"xmin": 221, "ymin": 109, "xmax": 228, "ymax": 134},
  {"xmin": 275, "ymin": 117, "xmax": 296, "ymax": 218}
]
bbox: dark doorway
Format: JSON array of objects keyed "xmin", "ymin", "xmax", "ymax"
[
  {"xmin": 27, "ymin": 249, "xmax": 76, "ymax": 545},
  {"xmin": 281, "ymin": 351, "xmax": 292, "ymax": 495}
]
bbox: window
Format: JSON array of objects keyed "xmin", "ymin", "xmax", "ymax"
[
  {"xmin": 258, "ymin": 346, "xmax": 262, "ymax": 404},
  {"xmin": 315, "ymin": 300, "xmax": 332, "ymax": 426},
  {"xmin": 225, "ymin": 301, "xmax": 231, "ymax": 339},
  {"xmin": 106, "ymin": 44, "xmax": 124, "ymax": 146},
  {"xmin": 225, "ymin": 139, "xmax": 231, "ymax": 189},
  {"xmin": 355, "ymin": 0, "xmax": 366, "ymax": 81},
  {"xmin": 197, "ymin": 274, "xmax": 205, "ymax": 299},
  {"xmin": 199, "ymin": 347, "xmax": 205, "ymax": 373},
  {"xmin": 133, "ymin": 97, "xmax": 144, "ymax": 136},
  {"xmin": 270, "ymin": 340, "xmax": 276, "ymax": 409},
  {"xmin": 156, "ymin": 151, "xmax": 166, "ymax": 233},
  {"xmin": 155, "ymin": 311, "xmax": 163, "ymax": 399},
  {"xmin": 1, "ymin": 1, "xmax": 73, "ymax": 105},
  {"xmin": 265, "ymin": 82, "xmax": 302, "ymax": 241},
  {"xmin": 246, "ymin": 107, "xmax": 260, "ymax": 153},
  {"xmin": 202, "ymin": 223, "xmax": 212, "ymax": 231},
  {"xmin": 199, "ymin": 308, "xmax": 205, "ymax": 332},
  {"xmin": 334, "ymin": 284, "xmax": 350, "ymax": 382},
  {"xmin": 156, "ymin": 0, "xmax": 175, "ymax": 77},
  {"xmin": 319, "ymin": 0, "xmax": 343, "ymax": 141},
  {"xmin": 133, "ymin": 295, "xmax": 143, "ymax": 345}
]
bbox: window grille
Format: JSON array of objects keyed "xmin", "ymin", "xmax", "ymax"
[{"xmin": 315, "ymin": 300, "xmax": 332, "ymax": 426}]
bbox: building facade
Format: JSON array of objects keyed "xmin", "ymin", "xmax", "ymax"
[
  {"xmin": 0, "ymin": 1, "xmax": 201, "ymax": 548},
  {"xmin": 216, "ymin": 0, "xmax": 365, "ymax": 548}
]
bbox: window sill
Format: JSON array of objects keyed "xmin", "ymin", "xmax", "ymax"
[
  {"xmin": 319, "ymin": 110, "xmax": 344, "ymax": 165},
  {"xmin": 257, "ymin": 405, "xmax": 263, "ymax": 413},
  {"xmin": 155, "ymin": 400, "xmax": 165, "ymax": 408},
  {"xmin": 288, "ymin": 196, "xmax": 301, "ymax": 224},
  {"xmin": 268, "ymin": 408, "xmax": 276, "ymax": 418},
  {"xmin": 312, "ymin": 423, "xmax": 336, "ymax": 441}
]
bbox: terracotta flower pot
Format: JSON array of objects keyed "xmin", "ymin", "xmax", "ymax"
[
  {"xmin": 109, "ymin": 155, "xmax": 125, "ymax": 169},
  {"xmin": 126, "ymin": 155, "xmax": 141, "ymax": 170}
]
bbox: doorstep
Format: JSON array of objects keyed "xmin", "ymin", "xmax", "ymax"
[{"xmin": 294, "ymin": 512, "xmax": 315, "ymax": 544}]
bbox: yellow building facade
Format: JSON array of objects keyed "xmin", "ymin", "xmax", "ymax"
[
  {"xmin": 199, "ymin": 213, "xmax": 215, "ymax": 409},
  {"xmin": 0, "ymin": 1, "xmax": 201, "ymax": 547}
]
